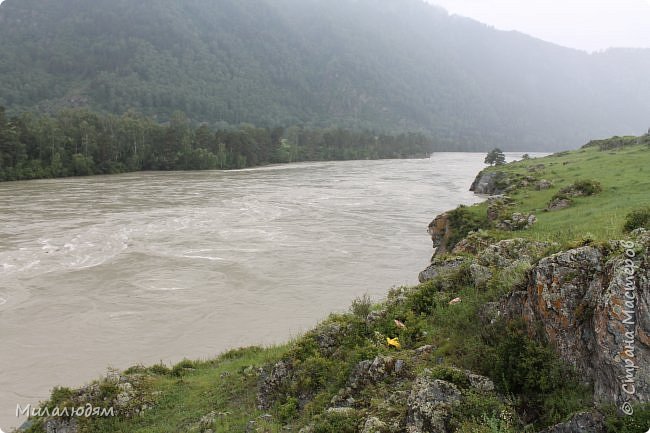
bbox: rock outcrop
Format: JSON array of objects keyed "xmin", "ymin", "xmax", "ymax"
[
  {"xmin": 405, "ymin": 375, "xmax": 461, "ymax": 433},
  {"xmin": 469, "ymin": 170, "xmax": 509, "ymax": 195},
  {"xmin": 537, "ymin": 411, "xmax": 606, "ymax": 433},
  {"xmin": 486, "ymin": 195, "xmax": 514, "ymax": 222},
  {"xmin": 500, "ymin": 235, "xmax": 650, "ymax": 407},
  {"xmin": 404, "ymin": 368, "xmax": 496, "ymax": 433},
  {"xmin": 418, "ymin": 256, "xmax": 465, "ymax": 284},
  {"xmin": 496, "ymin": 212, "xmax": 537, "ymax": 231},
  {"xmin": 426, "ymin": 212, "xmax": 453, "ymax": 256},
  {"xmin": 331, "ymin": 356, "xmax": 403, "ymax": 407},
  {"xmin": 257, "ymin": 359, "xmax": 295, "ymax": 410},
  {"xmin": 420, "ymin": 238, "xmax": 551, "ymax": 287}
]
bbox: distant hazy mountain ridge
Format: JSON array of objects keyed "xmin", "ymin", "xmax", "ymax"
[{"xmin": 0, "ymin": 0, "xmax": 649, "ymax": 150}]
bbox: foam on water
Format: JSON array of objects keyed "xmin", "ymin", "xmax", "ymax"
[{"xmin": 0, "ymin": 154, "xmax": 542, "ymax": 429}]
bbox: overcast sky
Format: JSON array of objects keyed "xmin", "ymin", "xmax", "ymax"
[{"xmin": 425, "ymin": 0, "xmax": 650, "ymax": 52}]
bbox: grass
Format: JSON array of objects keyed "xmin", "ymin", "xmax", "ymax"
[
  {"xmin": 472, "ymin": 142, "xmax": 650, "ymax": 244},
  {"xmin": 21, "ymin": 136, "xmax": 650, "ymax": 433},
  {"xmin": 24, "ymin": 346, "xmax": 289, "ymax": 433}
]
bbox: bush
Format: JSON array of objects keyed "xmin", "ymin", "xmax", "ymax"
[
  {"xmin": 604, "ymin": 404, "xmax": 650, "ymax": 433},
  {"xmin": 447, "ymin": 205, "xmax": 490, "ymax": 250},
  {"xmin": 484, "ymin": 321, "xmax": 591, "ymax": 426},
  {"xmin": 277, "ymin": 397, "xmax": 299, "ymax": 423},
  {"xmin": 572, "ymin": 179, "xmax": 603, "ymax": 196},
  {"xmin": 350, "ymin": 294, "xmax": 372, "ymax": 319},
  {"xmin": 312, "ymin": 410, "xmax": 361, "ymax": 433},
  {"xmin": 551, "ymin": 180, "xmax": 603, "ymax": 203},
  {"xmin": 623, "ymin": 207, "xmax": 650, "ymax": 232},
  {"xmin": 430, "ymin": 366, "xmax": 471, "ymax": 388},
  {"xmin": 171, "ymin": 358, "xmax": 196, "ymax": 377}
]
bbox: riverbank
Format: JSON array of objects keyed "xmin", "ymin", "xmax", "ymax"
[
  {"xmin": 15, "ymin": 136, "xmax": 650, "ymax": 433},
  {"xmin": 0, "ymin": 107, "xmax": 434, "ymax": 183},
  {"xmin": 0, "ymin": 156, "xmax": 487, "ymax": 431}
]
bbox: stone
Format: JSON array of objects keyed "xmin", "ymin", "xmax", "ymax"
[
  {"xmin": 418, "ymin": 256, "xmax": 466, "ymax": 283},
  {"xmin": 469, "ymin": 263, "xmax": 492, "ymax": 287},
  {"xmin": 451, "ymin": 230, "xmax": 494, "ymax": 255},
  {"xmin": 479, "ymin": 238, "xmax": 549, "ymax": 267},
  {"xmin": 536, "ymin": 179, "xmax": 554, "ymax": 190},
  {"xmin": 467, "ymin": 373, "xmax": 495, "ymax": 392},
  {"xmin": 497, "ymin": 212, "xmax": 537, "ymax": 231},
  {"xmin": 406, "ymin": 373, "xmax": 461, "ymax": 433},
  {"xmin": 500, "ymin": 242, "xmax": 650, "ymax": 406},
  {"xmin": 310, "ymin": 322, "xmax": 351, "ymax": 356},
  {"xmin": 361, "ymin": 416, "xmax": 388, "ymax": 433},
  {"xmin": 537, "ymin": 411, "xmax": 605, "ymax": 433},
  {"xmin": 257, "ymin": 359, "xmax": 294, "ymax": 410},
  {"xmin": 469, "ymin": 170, "xmax": 509, "ymax": 195},
  {"xmin": 394, "ymin": 359, "xmax": 406, "ymax": 374},
  {"xmin": 486, "ymin": 195, "xmax": 514, "ymax": 222},
  {"xmin": 326, "ymin": 407, "xmax": 356, "ymax": 415},
  {"xmin": 548, "ymin": 197, "xmax": 572, "ymax": 211},
  {"xmin": 331, "ymin": 356, "xmax": 403, "ymax": 407},
  {"xmin": 427, "ymin": 212, "xmax": 453, "ymax": 256},
  {"xmin": 366, "ymin": 308, "xmax": 387, "ymax": 325},
  {"xmin": 199, "ymin": 411, "xmax": 216, "ymax": 428},
  {"xmin": 413, "ymin": 345, "xmax": 436, "ymax": 357},
  {"xmin": 347, "ymin": 356, "xmax": 397, "ymax": 390}
]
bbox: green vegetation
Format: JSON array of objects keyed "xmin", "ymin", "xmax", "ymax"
[
  {"xmin": 1, "ymin": 0, "xmax": 649, "ymax": 150},
  {"xmin": 604, "ymin": 405, "xmax": 650, "ymax": 433},
  {"xmin": 21, "ymin": 258, "xmax": 594, "ymax": 432},
  {"xmin": 484, "ymin": 148, "xmax": 506, "ymax": 166},
  {"xmin": 20, "ymin": 136, "xmax": 650, "ymax": 432},
  {"xmin": 0, "ymin": 107, "xmax": 431, "ymax": 181},
  {"xmin": 450, "ymin": 139, "xmax": 650, "ymax": 244},
  {"xmin": 446, "ymin": 205, "xmax": 491, "ymax": 250},
  {"xmin": 624, "ymin": 207, "xmax": 650, "ymax": 232}
]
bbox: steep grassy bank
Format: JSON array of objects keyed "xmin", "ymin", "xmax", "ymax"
[
  {"xmin": 462, "ymin": 134, "xmax": 650, "ymax": 244},
  {"xmin": 17, "ymin": 136, "xmax": 650, "ymax": 433}
]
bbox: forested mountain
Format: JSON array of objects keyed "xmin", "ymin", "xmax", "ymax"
[{"xmin": 0, "ymin": 0, "xmax": 649, "ymax": 150}]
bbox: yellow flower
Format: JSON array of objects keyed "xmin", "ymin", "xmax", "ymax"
[{"xmin": 386, "ymin": 337, "xmax": 401, "ymax": 349}]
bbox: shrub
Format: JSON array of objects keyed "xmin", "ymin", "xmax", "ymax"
[
  {"xmin": 604, "ymin": 404, "xmax": 650, "ymax": 433},
  {"xmin": 483, "ymin": 321, "xmax": 591, "ymax": 426},
  {"xmin": 277, "ymin": 397, "xmax": 299, "ymax": 423},
  {"xmin": 171, "ymin": 359, "xmax": 196, "ymax": 377},
  {"xmin": 430, "ymin": 366, "xmax": 471, "ymax": 388},
  {"xmin": 623, "ymin": 207, "xmax": 650, "ymax": 232},
  {"xmin": 147, "ymin": 363, "xmax": 172, "ymax": 376},
  {"xmin": 447, "ymin": 205, "xmax": 490, "ymax": 250},
  {"xmin": 350, "ymin": 293, "xmax": 372, "ymax": 319},
  {"xmin": 312, "ymin": 410, "xmax": 361, "ymax": 433},
  {"xmin": 550, "ymin": 180, "xmax": 603, "ymax": 203},
  {"xmin": 572, "ymin": 179, "xmax": 603, "ymax": 196}
]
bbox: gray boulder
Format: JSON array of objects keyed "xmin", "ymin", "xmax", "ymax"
[
  {"xmin": 537, "ymin": 411, "xmax": 605, "ymax": 433},
  {"xmin": 500, "ymin": 241, "xmax": 650, "ymax": 407},
  {"xmin": 405, "ymin": 373, "xmax": 461, "ymax": 433}
]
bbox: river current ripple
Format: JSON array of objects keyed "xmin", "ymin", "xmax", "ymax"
[{"xmin": 0, "ymin": 154, "xmax": 501, "ymax": 428}]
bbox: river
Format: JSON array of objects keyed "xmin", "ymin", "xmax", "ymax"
[{"xmin": 0, "ymin": 153, "xmax": 500, "ymax": 429}]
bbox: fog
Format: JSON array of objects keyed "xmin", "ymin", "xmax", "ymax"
[{"xmin": 425, "ymin": 0, "xmax": 650, "ymax": 51}]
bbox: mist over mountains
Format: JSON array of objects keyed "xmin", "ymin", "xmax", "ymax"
[{"xmin": 1, "ymin": 0, "xmax": 649, "ymax": 151}]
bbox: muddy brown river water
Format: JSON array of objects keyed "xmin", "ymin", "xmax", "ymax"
[{"xmin": 0, "ymin": 154, "xmax": 512, "ymax": 428}]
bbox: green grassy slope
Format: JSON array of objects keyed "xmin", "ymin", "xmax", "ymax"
[
  {"xmin": 467, "ymin": 136, "xmax": 650, "ymax": 243},
  {"xmin": 19, "ymin": 136, "xmax": 650, "ymax": 433}
]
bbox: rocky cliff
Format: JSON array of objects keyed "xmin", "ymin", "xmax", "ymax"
[
  {"xmin": 498, "ymin": 234, "xmax": 649, "ymax": 408},
  {"xmin": 17, "ymin": 141, "xmax": 650, "ymax": 433}
]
